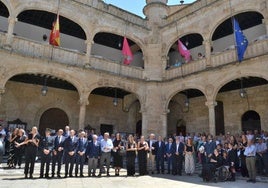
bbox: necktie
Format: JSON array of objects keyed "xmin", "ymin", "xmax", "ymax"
[{"xmin": 59, "ymin": 136, "xmax": 61, "ymax": 143}]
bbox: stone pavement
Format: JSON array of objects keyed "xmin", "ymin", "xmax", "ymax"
[{"xmin": 0, "ymin": 162, "xmax": 268, "ymax": 188}]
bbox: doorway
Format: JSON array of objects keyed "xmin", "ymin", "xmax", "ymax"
[
  {"xmin": 39, "ymin": 108, "xmax": 69, "ymax": 136},
  {"xmin": 100, "ymin": 124, "xmax": 114, "ymax": 136},
  {"xmin": 241, "ymin": 110, "xmax": 261, "ymax": 132}
]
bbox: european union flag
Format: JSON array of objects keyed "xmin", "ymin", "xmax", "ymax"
[{"xmin": 233, "ymin": 18, "xmax": 248, "ymax": 62}]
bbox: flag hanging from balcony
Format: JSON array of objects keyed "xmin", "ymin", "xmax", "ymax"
[
  {"xmin": 233, "ymin": 18, "xmax": 248, "ymax": 62},
  {"xmin": 122, "ymin": 37, "xmax": 133, "ymax": 65},
  {"xmin": 49, "ymin": 14, "xmax": 60, "ymax": 46},
  {"xmin": 178, "ymin": 39, "xmax": 191, "ymax": 63}
]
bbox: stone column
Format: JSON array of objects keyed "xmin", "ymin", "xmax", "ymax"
[
  {"xmin": 263, "ymin": 18, "xmax": 268, "ymax": 35},
  {"xmin": 0, "ymin": 88, "xmax": 5, "ymax": 104},
  {"xmin": 5, "ymin": 16, "xmax": 17, "ymax": 47},
  {"xmin": 203, "ymin": 39, "xmax": 212, "ymax": 67},
  {"xmin": 78, "ymin": 94, "xmax": 89, "ymax": 130},
  {"xmin": 205, "ymin": 100, "xmax": 217, "ymax": 136}
]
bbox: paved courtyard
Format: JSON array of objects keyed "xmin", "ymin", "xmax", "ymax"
[{"xmin": 0, "ymin": 163, "xmax": 267, "ymax": 188}]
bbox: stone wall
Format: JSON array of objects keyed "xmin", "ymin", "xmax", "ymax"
[
  {"xmin": 167, "ymin": 85, "xmax": 268, "ymax": 136},
  {"xmin": 0, "ymin": 81, "xmax": 141, "ymax": 133}
]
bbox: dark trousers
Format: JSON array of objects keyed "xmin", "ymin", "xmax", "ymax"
[
  {"xmin": 156, "ymin": 155, "xmax": 165, "ymax": 173},
  {"xmin": 166, "ymin": 156, "xmax": 173, "ymax": 173},
  {"xmin": 75, "ymin": 154, "xmax": 85, "ymax": 176},
  {"xmin": 14, "ymin": 149, "xmax": 24, "ymax": 167},
  {"xmin": 126, "ymin": 154, "xmax": 136, "ymax": 176},
  {"xmin": 172, "ymin": 154, "xmax": 183, "ymax": 175},
  {"xmin": 24, "ymin": 148, "xmax": 37, "ymax": 176},
  {"xmin": 65, "ymin": 153, "xmax": 76, "ymax": 176},
  {"xmin": 52, "ymin": 151, "xmax": 63, "ymax": 176},
  {"xmin": 40, "ymin": 152, "xmax": 51, "ymax": 177}
]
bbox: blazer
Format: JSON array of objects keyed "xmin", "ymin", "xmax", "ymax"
[
  {"xmin": 147, "ymin": 140, "xmax": 157, "ymax": 155},
  {"xmin": 54, "ymin": 135, "xmax": 66, "ymax": 151},
  {"xmin": 64, "ymin": 136, "xmax": 78, "ymax": 153},
  {"xmin": 39, "ymin": 135, "xmax": 54, "ymax": 151},
  {"xmin": 86, "ymin": 140, "xmax": 101, "ymax": 158},
  {"xmin": 165, "ymin": 143, "xmax": 173, "ymax": 155},
  {"xmin": 171, "ymin": 142, "xmax": 184, "ymax": 155},
  {"xmin": 76, "ymin": 137, "xmax": 88, "ymax": 153},
  {"xmin": 155, "ymin": 141, "xmax": 166, "ymax": 157}
]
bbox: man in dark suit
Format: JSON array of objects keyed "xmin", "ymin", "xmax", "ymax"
[
  {"xmin": 204, "ymin": 135, "xmax": 216, "ymax": 163},
  {"xmin": 155, "ymin": 135, "xmax": 166, "ymax": 174},
  {"xmin": 51, "ymin": 129, "xmax": 65, "ymax": 178},
  {"xmin": 64, "ymin": 129, "xmax": 78, "ymax": 178},
  {"xmin": 86, "ymin": 134, "xmax": 101, "ymax": 177},
  {"xmin": 39, "ymin": 128, "xmax": 54, "ymax": 178},
  {"xmin": 165, "ymin": 137, "xmax": 173, "ymax": 174},
  {"xmin": 75, "ymin": 131, "xmax": 87, "ymax": 177},
  {"xmin": 147, "ymin": 133, "xmax": 156, "ymax": 174},
  {"xmin": 171, "ymin": 136, "xmax": 184, "ymax": 176}
]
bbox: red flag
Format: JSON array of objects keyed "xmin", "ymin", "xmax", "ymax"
[
  {"xmin": 122, "ymin": 37, "xmax": 133, "ymax": 65},
  {"xmin": 49, "ymin": 14, "xmax": 60, "ymax": 46},
  {"xmin": 178, "ymin": 39, "xmax": 191, "ymax": 62}
]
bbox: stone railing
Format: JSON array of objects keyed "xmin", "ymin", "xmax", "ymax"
[
  {"xmin": 211, "ymin": 38, "xmax": 268, "ymax": 67},
  {"xmin": 165, "ymin": 38, "xmax": 268, "ymax": 80},
  {"xmin": 11, "ymin": 36, "xmax": 86, "ymax": 66},
  {"xmin": 165, "ymin": 58, "xmax": 206, "ymax": 79},
  {"xmin": 0, "ymin": 32, "xmax": 6, "ymax": 46},
  {"xmin": 90, "ymin": 56, "xmax": 144, "ymax": 79}
]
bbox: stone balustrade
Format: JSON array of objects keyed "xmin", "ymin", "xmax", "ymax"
[
  {"xmin": 90, "ymin": 56, "xmax": 144, "ymax": 79},
  {"xmin": 11, "ymin": 36, "xmax": 86, "ymax": 66},
  {"xmin": 165, "ymin": 38, "xmax": 268, "ymax": 80},
  {"xmin": 0, "ymin": 32, "xmax": 267, "ymax": 81},
  {"xmin": 0, "ymin": 32, "xmax": 5, "ymax": 46}
]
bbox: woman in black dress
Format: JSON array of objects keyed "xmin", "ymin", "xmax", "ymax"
[
  {"xmin": 239, "ymin": 134, "xmax": 249, "ymax": 177},
  {"xmin": 7, "ymin": 128, "xmax": 19, "ymax": 168},
  {"xmin": 113, "ymin": 133, "xmax": 124, "ymax": 176},
  {"xmin": 17, "ymin": 127, "xmax": 39, "ymax": 179},
  {"xmin": 126, "ymin": 134, "xmax": 137, "ymax": 176},
  {"xmin": 14, "ymin": 129, "xmax": 26, "ymax": 169},
  {"xmin": 137, "ymin": 136, "xmax": 148, "ymax": 176}
]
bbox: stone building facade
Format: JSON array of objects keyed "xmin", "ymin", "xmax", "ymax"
[{"xmin": 0, "ymin": 0, "xmax": 267, "ymax": 137}]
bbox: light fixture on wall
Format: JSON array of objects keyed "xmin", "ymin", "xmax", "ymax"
[
  {"xmin": 113, "ymin": 88, "xmax": 118, "ymax": 106},
  {"xmin": 239, "ymin": 78, "xmax": 247, "ymax": 98},
  {"xmin": 41, "ymin": 77, "xmax": 48, "ymax": 96}
]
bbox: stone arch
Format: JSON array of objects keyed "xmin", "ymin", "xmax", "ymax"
[
  {"xmin": 212, "ymin": 71, "xmax": 268, "ymax": 102},
  {"xmin": 165, "ymin": 85, "xmax": 207, "ymax": 112},
  {"xmin": 209, "ymin": 10, "xmax": 265, "ymax": 42},
  {"xmin": 92, "ymin": 27, "xmax": 145, "ymax": 54},
  {"xmin": 88, "ymin": 79, "xmax": 143, "ymax": 105},
  {"xmin": 0, "ymin": 65, "xmax": 85, "ymax": 97},
  {"xmin": 13, "ymin": 2, "xmax": 90, "ymax": 40},
  {"xmin": 34, "ymin": 102, "xmax": 73, "ymax": 130},
  {"xmin": 0, "ymin": 0, "xmax": 12, "ymax": 17},
  {"xmin": 164, "ymin": 31, "xmax": 205, "ymax": 58}
]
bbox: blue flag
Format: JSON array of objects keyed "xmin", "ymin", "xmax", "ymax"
[{"xmin": 233, "ymin": 18, "xmax": 248, "ymax": 62}]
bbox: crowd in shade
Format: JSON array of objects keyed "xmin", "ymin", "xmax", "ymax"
[{"xmin": 0, "ymin": 123, "xmax": 267, "ymax": 183}]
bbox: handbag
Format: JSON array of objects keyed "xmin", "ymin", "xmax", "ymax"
[{"xmin": 118, "ymin": 148, "xmax": 126, "ymax": 156}]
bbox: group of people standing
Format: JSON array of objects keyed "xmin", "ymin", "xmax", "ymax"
[{"xmin": 0, "ymin": 124, "xmax": 267, "ymax": 184}]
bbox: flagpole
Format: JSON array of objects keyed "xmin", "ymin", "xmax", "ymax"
[
  {"xmin": 175, "ymin": 21, "xmax": 183, "ymax": 77},
  {"xmin": 228, "ymin": 0, "xmax": 239, "ymax": 63},
  {"xmin": 51, "ymin": 0, "xmax": 61, "ymax": 60}
]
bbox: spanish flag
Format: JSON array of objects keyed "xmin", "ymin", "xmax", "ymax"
[{"xmin": 49, "ymin": 14, "xmax": 60, "ymax": 46}]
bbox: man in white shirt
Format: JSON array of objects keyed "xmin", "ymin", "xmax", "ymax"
[
  {"xmin": 147, "ymin": 133, "xmax": 156, "ymax": 174},
  {"xmin": 244, "ymin": 139, "xmax": 257, "ymax": 183},
  {"xmin": 256, "ymin": 138, "xmax": 267, "ymax": 175},
  {"xmin": 98, "ymin": 132, "xmax": 113, "ymax": 177}
]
